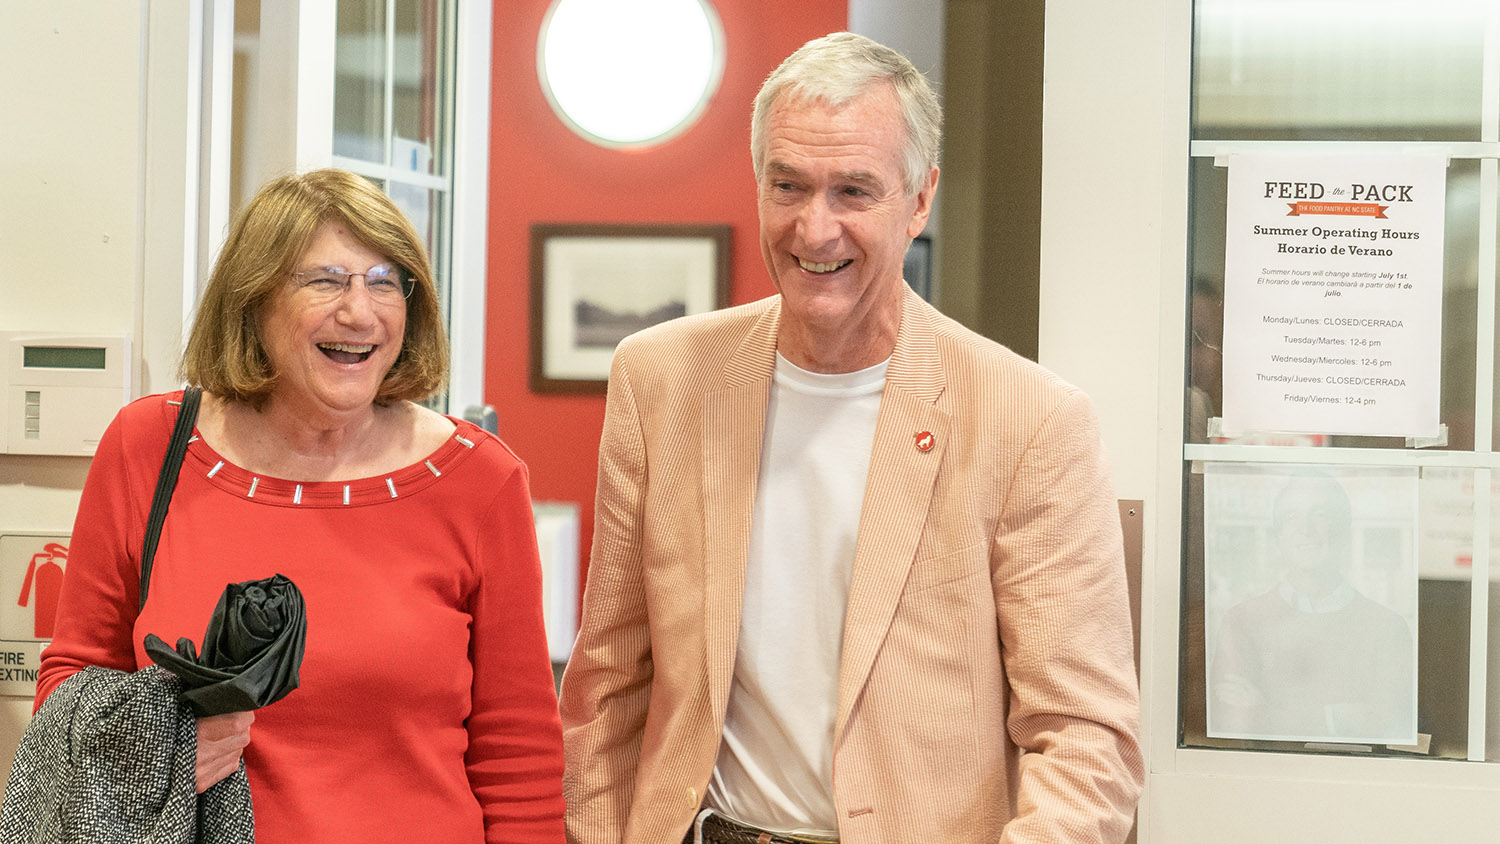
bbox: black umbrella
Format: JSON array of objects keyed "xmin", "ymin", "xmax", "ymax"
[{"xmin": 144, "ymin": 573, "xmax": 307, "ymax": 716}]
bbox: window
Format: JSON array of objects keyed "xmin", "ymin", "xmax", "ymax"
[
  {"xmin": 1183, "ymin": 0, "xmax": 1500, "ymax": 762},
  {"xmin": 334, "ymin": 0, "xmax": 457, "ymax": 406}
]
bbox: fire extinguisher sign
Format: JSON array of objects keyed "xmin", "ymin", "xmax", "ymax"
[{"xmin": 0, "ymin": 532, "xmax": 70, "ymax": 697}]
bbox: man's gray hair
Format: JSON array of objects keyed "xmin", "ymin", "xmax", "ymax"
[{"xmin": 751, "ymin": 32, "xmax": 942, "ymax": 197}]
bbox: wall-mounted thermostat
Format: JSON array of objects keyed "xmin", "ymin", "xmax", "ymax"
[{"xmin": 2, "ymin": 332, "xmax": 131, "ymax": 456}]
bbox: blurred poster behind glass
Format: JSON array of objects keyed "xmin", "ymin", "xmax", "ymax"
[
  {"xmin": 389, "ymin": 138, "xmax": 433, "ymax": 245},
  {"xmin": 1416, "ymin": 467, "xmax": 1488, "ymax": 580},
  {"xmin": 1204, "ymin": 463, "xmax": 1418, "ymax": 744}
]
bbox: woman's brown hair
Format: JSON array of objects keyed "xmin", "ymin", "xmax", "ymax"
[{"xmin": 180, "ymin": 169, "xmax": 448, "ymax": 407}]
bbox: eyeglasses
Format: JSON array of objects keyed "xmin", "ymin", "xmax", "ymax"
[{"xmin": 290, "ymin": 263, "xmax": 414, "ymax": 306}]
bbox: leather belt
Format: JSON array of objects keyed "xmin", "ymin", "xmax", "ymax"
[{"xmin": 689, "ymin": 811, "xmax": 839, "ymax": 844}]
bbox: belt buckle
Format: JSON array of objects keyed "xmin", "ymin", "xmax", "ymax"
[{"xmin": 699, "ymin": 810, "xmax": 838, "ymax": 844}]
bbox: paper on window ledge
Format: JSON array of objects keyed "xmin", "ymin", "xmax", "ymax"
[{"xmin": 1203, "ymin": 463, "xmax": 1418, "ymax": 745}]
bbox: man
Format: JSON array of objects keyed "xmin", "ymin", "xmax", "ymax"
[{"xmin": 559, "ymin": 31, "xmax": 1144, "ymax": 844}]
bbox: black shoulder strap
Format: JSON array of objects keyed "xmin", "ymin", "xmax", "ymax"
[{"xmin": 139, "ymin": 387, "xmax": 202, "ymax": 612}]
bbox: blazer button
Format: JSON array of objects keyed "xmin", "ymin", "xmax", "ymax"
[{"xmin": 687, "ymin": 787, "xmax": 698, "ymax": 810}]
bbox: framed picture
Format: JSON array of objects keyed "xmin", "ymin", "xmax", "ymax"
[
  {"xmin": 530, "ymin": 223, "xmax": 731, "ymax": 393},
  {"xmin": 904, "ymin": 234, "xmax": 933, "ymax": 302}
]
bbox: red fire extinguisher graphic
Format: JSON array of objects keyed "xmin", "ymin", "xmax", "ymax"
[{"xmin": 19, "ymin": 543, "xmax": 66, "ymax": 639}]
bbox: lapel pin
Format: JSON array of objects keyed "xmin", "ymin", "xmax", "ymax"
[{"xmin": 914, "ymin": 431, "xmax": 935, "ymax": 452}]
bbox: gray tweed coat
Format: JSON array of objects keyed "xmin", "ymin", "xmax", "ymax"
[{"xmin": 0, "ymin": 665, "xmax": 253, "ymax": 843}]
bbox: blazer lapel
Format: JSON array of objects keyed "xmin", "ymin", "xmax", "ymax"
[
  {"xmin": 835, "ymin": 290, "xmax": 950, "ymax": 736},
  {"xmin": 702, "ymin": 301, "xmax": 780, "ymax": 724}
]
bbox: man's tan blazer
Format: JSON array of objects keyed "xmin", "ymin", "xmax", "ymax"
[{"xmin": 560, "ymin": 289, "xmax": 1144, "ymax": 844}]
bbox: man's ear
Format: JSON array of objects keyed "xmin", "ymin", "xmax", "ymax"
[{"xmin": 906, "ymin": 166, "xmax": 940, "ymax": 239}]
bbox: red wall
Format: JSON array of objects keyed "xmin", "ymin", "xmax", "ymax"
[{"xmin": 485, "ymin": 2, "xmax": 848, "ymax": 597}]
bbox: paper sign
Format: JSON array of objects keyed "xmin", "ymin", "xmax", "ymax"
[
  {"xmin": 1221, "ymin": 154, "xmax": 1446, "ymax": 438},
  {"xmin": 0, "ymin": 532, "xmax": 69, "ymax": 697},
  {"xmin": 1204, "ymin": 464, "xmax": 1418, "ymax": 745},
  {"xmin": 0, "ymin": 533, "xmax": 69, "ymax": 642}
]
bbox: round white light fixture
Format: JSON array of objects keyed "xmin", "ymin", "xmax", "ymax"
[{"xmin": 538, "ymin": 0, "xmax": 725, "ymax": 148}]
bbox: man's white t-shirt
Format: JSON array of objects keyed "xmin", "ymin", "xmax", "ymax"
[{"xmin": 704, "ymin": 353, "xmax": 888, "ymax": 835}]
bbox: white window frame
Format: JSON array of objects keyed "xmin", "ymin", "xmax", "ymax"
[
  {"xmin": 246, "ymin": 0, "xmax": 489, "ymax": 415},
  {"xmin": 446, "ymin": 0, "xmax": 491, "ymax": 415}
]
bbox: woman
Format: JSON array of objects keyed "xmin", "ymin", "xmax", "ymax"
[{"xmin": 37, "ymin": 169, "xmax": 565, "ymax": 842}]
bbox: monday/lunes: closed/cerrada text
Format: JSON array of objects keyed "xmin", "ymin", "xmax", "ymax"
[{"xmin": 1261, "ymin": 315, "xmax": 1405, "ymax": 329}]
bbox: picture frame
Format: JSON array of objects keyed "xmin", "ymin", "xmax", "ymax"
[{"xmin": 530, "ymin": 223, "xmax": 731, "ymax": 394}]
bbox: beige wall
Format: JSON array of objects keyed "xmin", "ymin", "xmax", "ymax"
[
  {"xmin": 0, "ymin": 0, "xmax": 199, "ymax": 782},
  {"xmin": 0, "ymin": 0, "xmax": 147, "ymax": 778},
  {"xmin": 1, "ymin": 5, "xmax": 143, "ymax": 339}
]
